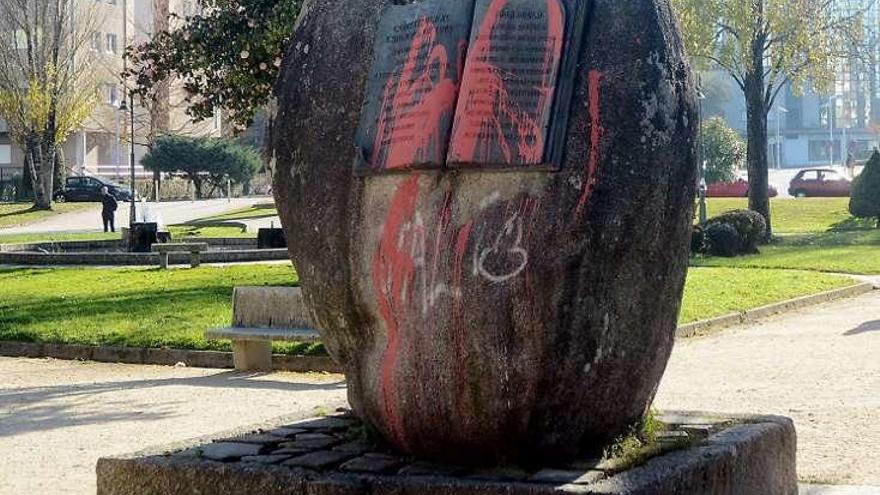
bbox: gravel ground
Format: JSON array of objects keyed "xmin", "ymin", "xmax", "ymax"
[
  {"xmin": 0, "ymin": 358, "xmax": 347, "ymax": 494},
  {"xmin": 656, "ymin": 290, "xmax": 880, "ymax": 487}
]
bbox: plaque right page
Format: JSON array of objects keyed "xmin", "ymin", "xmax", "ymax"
[{"xmin": 446, "ymin": 0, "xmax": 567, "ymax": 169}]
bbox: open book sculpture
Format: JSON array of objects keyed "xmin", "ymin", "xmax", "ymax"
[{"xmin": 271, "ymin": 0, "xmax": 697, "ymax": 466}]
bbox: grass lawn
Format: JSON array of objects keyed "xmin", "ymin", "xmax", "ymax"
[
  {"xmin": 700, "ymin": 198, "xmax": 880, "ymax": 274},
  {"xmin": 704, "ymin": 197, "xmax": 877, "ymax": 234},
  {"xmin": 0, "ymin": 225, "xmax": 252, "ymax": 245},
  {"xmin": 0, "ymin": 202, "xmax": 96, "ymax": 228},
  {"xmin": 168, "ymin": 224, "xmax": 255, "ymax": 239},
  {"xmin": 0, "ymin": 265, "xmax": 854, "ymax": 352},
  {"xmin": 0, "ymin": 264, "xmax": 324, "ymax": 355},
  {"xmin": 205, "ymin": 203, "xmax": 278, "ymax": 221},
  {"xmin": 680, "ymin": 267, "xmax": 852, "ymax": 323}
]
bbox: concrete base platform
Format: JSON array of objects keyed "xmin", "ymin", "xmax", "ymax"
[{"xmin": 97, "ymin": 411, "xmax": 797, "ymax": 495}]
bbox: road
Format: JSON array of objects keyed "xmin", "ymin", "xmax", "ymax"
[
  {"xmin": 0, "ymin": 197, "xmax": 272, "ymax": 234},
  {"xmin": 656, "ymin": 290, "xmax": 880, "ymax": 488}
]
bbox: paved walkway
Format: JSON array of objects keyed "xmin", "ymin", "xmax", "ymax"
[
  {"xmin": 0, "ymin": 358, "xmax": 347, "ymax": 494},
  {"xmin": 656, "ymin": 290, "xmax": 880, "ymax": 487},
  {"xmin": 0, "ymin": 197, "xmax": 270, "ymax": 234}
]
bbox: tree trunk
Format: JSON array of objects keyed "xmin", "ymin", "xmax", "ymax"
[
  {"xmin": 745, "ymin": 34, "xmax": 772, "ymax": 241},
  {"xmin": 192, "ymin": 177, "xmax": 203, "ymax": 199},
  {"xmin": 25, "ymin": 136, "xmax": 53, "ymax": 210}
]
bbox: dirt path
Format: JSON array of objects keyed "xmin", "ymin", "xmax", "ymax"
[
  {"xmin": 656, "ymin": 290, "xmax": 880, "ymax": 486},
  {"xmin": 0, "ymin": 358, "xmax": 347, "ymax": 494}
]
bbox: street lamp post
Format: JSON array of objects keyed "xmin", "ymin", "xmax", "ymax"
[
  {"xmin": 775, "ymin": 106, "xmax": 788, "ymax": 170},
  {"xmin": 696, "ymin": 83, "xmax": 708, "ymax": 225},
  {"xmin": 825, "ymin": 94, "xmax": 842, "ymax": 168},
  {"xmin": 119, "ymin": 92, "xmax": 136, "ymax": 226}
]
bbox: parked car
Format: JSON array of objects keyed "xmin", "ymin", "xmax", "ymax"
[
  {"xmin": 706, "ymin": 178, "xmax": 779, "ymax": 198},
  {"xmin": 54, "ymin": 176, "xmax": 134, "ymax": 202},
  {"xmin": 788, "ymin": 168, "xmax": 851, "ymax": 197}
]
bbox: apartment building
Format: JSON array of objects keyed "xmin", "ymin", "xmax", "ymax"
[
  {"xmin": 0, "ymin": 0, "xmax": 220, "ymax": 185},
  {"xmin": 706, "ymin": 0, "xmax": 880, "ymax": 169}
]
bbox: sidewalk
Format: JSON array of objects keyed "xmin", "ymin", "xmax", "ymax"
[
  {"xmin": 656, "ymin": 290, "xmax": 880, "ymax": 486},
  {"xmin": 0, "ymin": 357, "xmax": 347, "ymax": 494}
]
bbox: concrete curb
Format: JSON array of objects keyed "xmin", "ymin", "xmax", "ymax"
[
  {"xmin": 0, "ymin": 341, "xmax": 341, "ymax": 373},
  {"xmin": 676, "ymin": 282, "xmax": 876, "ymax": 339}
]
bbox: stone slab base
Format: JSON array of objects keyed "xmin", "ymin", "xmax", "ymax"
[{"xmin": 97, "ymin": 411, "xmax": 797, "ymax": 495}]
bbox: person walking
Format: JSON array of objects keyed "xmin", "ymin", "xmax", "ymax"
[{"xmin": 100, "ymin": 186, "xmax": 118, "ymax": 233}]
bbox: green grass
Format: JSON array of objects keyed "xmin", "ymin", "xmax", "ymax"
[
  {"xmin": 168, "ymin": 224, "xmax": 255, "ymax": 239},
  {"xmin": 0, "ymin": 265, "xmax": 324, "ymax": 356},
  {"xmin": 0, "ymin": 231, "xmax": 120, "ymax": 245},
  {"xmin": 679, "ymin": 267, "xmax": 852, "ymax": 323},
  {"xmin": 701, "ymin": 198, "xmax": 880, "ymax": 274},
  {"xmin": 704, "ymin": 197, "xmax": 875, "ymax": 234},
  {"xmin": 0, "ymin": 202, "xmax": 96, "ymax": 228},
  {"xmin": 205, "ymin": 203, "xmax": 278, "ymax": 221},
  {"xmin": 0, "ymin": 225, "xmax": 253, "ymax": 245},
  {"xmin": 0, "ymin": 265, "xmax": 853, "ymax": 353}
]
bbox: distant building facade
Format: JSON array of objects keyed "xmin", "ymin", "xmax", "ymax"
[
  {"xmin": 0, "ymin": 0, "xmax": 219, "ymax": 185},
  {"xmin": 705, "ymin": 0, "xmax": 880, "ymax": 169}
]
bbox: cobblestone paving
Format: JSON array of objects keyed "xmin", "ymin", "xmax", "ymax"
[{"xmin": 0, "ymin": 357, "xmax": 346, "ymax": 494}]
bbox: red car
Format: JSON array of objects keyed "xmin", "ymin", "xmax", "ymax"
[
  {"xmin": 706, "ymin": 178, "xmax": 779, "ymax": 198},
  {"xmin": 788, "ymin": 169, "xmax": 851, "ymax": 197}
]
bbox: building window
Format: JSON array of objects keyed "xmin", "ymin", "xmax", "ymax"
[
  {"xmin": 105, "ymin": 84, "xmax": 119, "ymax": 106},
  {"xmin": 0, "ymin": 144, "xmax": 11, "ymax": 165},
  {"xmin": 91, "ymin": 31, "xmax": 102, "ymax": 51},
  {"xmin": 105, "ymin": 33, "xmax": 117, "ymax": 54},
  {"xmin": 808, "ymin": 139, "xmax": 840, "ymax": 162}
]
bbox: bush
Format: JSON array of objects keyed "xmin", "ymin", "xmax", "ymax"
[
  {"xmin": 691, "ymin": 225, "xmax": 706, "ymax": 254},
  {"xmin": 849, "ymin": 150, "xmax": 880, "ymax": 227},
  {"xmin": 707, "ymin": 209, "xmax": 767, "ymax": 254},
  {"xmin": 141, "ymin": 135, "xmax": 262, "ymax": 199},
  {"xmin": 702, "ymin": 117, "xmax": 745, "ymax": 183},
  {"xmin": 703, "ymin": 222, "xmax": 741, "ymax": 257}
]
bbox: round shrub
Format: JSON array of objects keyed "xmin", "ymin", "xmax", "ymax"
[
  {"xmin": 691, "ymin": 225, "xmax": 706, "ymax": 254},
  {"xmin": 850, "ymin": 150, "xmax": 880, "ymax": 226},
  {"xmin": 703, "ymin": 222, "xmax": 741, "ymax": 257},
  {"xmin": 706, "ymin": 209, "xmax": 767, "ymax": 254}
]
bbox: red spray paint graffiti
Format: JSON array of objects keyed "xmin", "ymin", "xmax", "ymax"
[
  {"xmin": 372, "ymin": 17, "xmax": 460, "ymax": 170},
  {"xmin": 371, "ymin": 175, "xmax": 421, "ymax": 445},
  {"xmin": 575, "ymin": 70, "xmax": 604, "ymax": 217},
  {"xmin": 448, "ymin": 0, "xmax": 565, "ymax": 165}
]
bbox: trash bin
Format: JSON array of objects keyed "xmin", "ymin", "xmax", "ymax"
[
  {"xmin": 257, "ymin": 228, "xmax": 287, "ymax": 249},
  {"xmin": 129, "ymin": 222, "xmax": 158, "ymax": 253}
]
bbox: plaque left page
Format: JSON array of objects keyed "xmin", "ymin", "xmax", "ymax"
[{"xmin": 354, "ymin": 0, "xmax": 476, "ymax": 174}]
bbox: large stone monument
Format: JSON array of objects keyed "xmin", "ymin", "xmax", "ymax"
[{"xmin": 271, "ymin": 0, "xmax": 697, "ymax": 466}]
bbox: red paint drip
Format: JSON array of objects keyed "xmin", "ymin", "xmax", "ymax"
[
  {"xmin": 371, "ymin": 175, "xmax": 421, "ymax": 446},
  {"xmin": 576, "ymin": 70, "xmax": 604, "ymax": 217},
  {"xmin": 448, "ymin": 0, "xmax": 564, "ymax": 165},
  {"xmin": 372, "ymin": 17, "xmax": 458, "ymax": 169},
  {"xmin": 451, "ymin": 220, "xmax": 474, "ymax": 364}
]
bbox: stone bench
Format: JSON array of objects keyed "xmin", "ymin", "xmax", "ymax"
[
  {"xmin": 206, "ymin": 286, "xmax": 322, "ymax": 371},
  {"xmin": 151, "ymin": 242, "xmax": 208, "ymax": 269}
]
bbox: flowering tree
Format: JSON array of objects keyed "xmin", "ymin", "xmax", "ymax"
[{"xmin": 125, "ymin": 0, "xmax": 300, "ymax": 127}]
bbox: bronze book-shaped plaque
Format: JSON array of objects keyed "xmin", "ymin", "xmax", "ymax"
[{"xmin": 354, "ymin": 0, "xmax": 589, "ymax": 174}]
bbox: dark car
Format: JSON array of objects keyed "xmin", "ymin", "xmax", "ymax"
[
  {"xmin": 788, "ymin": 168, "xmax": 851, "ymax": 197},
  {"xmin": 54, "ymin": 176, "xmax": 134, "ymax": 202},
  {"xmin": 706, "ymin": 178, "xmax": 779, "ymax": 198}
]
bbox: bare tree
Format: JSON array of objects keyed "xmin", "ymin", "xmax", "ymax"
[{"xmin": 0, "ymin": 0, "xmax": 102, "ymax": 209}]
